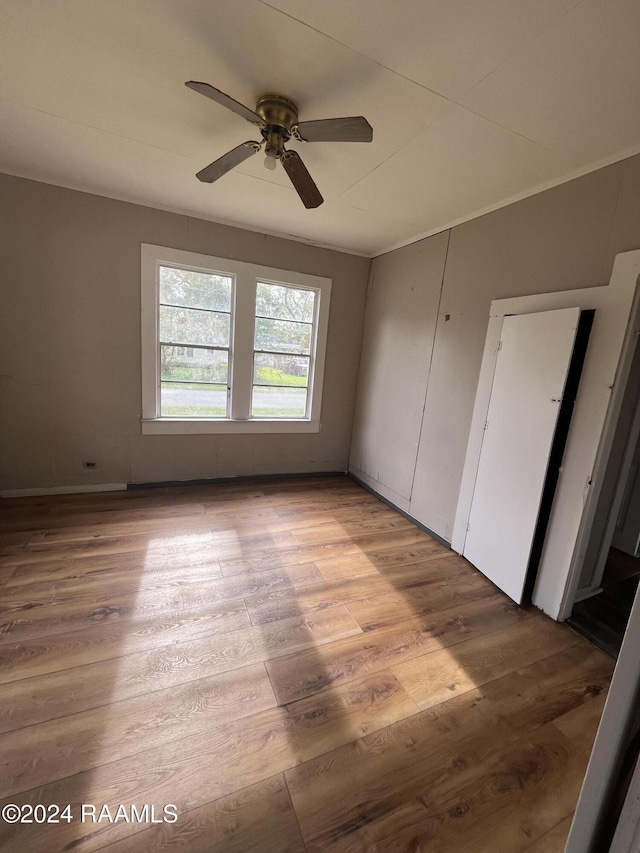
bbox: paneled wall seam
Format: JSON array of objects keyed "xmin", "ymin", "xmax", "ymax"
[
  {"xmin": 347, "ymin": 260, "xmax": 375, "ymax": 460},
  {"xmin": 408, "ymin": 229, "xmax": 452, "ymax": 503}
]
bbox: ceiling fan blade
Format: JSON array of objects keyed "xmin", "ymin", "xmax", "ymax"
[
  {"xmin": 196, "ymin": 142, "xmax": 261, "ymax": 184},
  {"xmin": 293, "ymin": 116, "xmax": 373, "ymax": 143},
  {"xmin": 185, "ymin": 81, "xmax": 263, "ymax": 125},
  {"xmin": 281, "ymin": 150, "xmax": 323, "ymax": 209}
]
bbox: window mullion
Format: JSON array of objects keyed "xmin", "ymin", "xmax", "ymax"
[{"xmin": 230, "ymin": 272, "xmax": 256, "ymax": 420}]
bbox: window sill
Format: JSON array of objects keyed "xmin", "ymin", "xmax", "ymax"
[{"xmin": 141, "ymin": 418, "xmax": 321, "ymax": 435}]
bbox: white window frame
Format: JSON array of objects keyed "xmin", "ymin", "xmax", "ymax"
[{"xmin": 141, "ymin": 244, "xmax": 331, "ymax": 434}]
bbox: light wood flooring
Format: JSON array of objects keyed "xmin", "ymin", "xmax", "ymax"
[{"xmin": 0, "ymin": 475, "xmax": 612, "ymax": 852}]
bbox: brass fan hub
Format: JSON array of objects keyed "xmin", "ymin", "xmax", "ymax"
[{"xmin": 255, "ymin": 94, "xmax": 299, "ymax": 131}]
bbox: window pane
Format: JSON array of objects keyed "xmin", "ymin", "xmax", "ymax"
[
  {"xmin": 160, "ymin": 305, "xmax": 230, "ymax": 347},
  {"xmin": 254, "ymin": 317, "xmax": 311, "ymax": 354},
  {"xmin": 254, "ymin": 352, "xmax": 309, "ymax": 387},
  {"xmin": 252, "ymin": 386, "xmax": 307, "ymax": 418},
  {"xmin": 256, "ymin": 282, "xmax": 315, "ymax": 323},
  {"xmin": 161, "ymin": 383, "xmax": 228, "ymax": 417},
  {"xmin": 159, "ymin": 266, "xmax": 232, "ymax": 312},
  {"xmin": 161, "ymin": 345, "xmax": 228, "ymax": 384}
]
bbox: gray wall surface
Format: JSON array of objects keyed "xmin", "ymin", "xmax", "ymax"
[
  {"xmin": 0, "ymin": 174, "xmax": 370, "ymax": 490},
  {"xmin": 350, "ymin": 153, "xmax": 640, "ymax": 542}
]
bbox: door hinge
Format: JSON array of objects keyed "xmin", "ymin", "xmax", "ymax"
[
  {"xmin": 497, "ymin": 340, "xmax": 503, "ymax": 352},
  {"xmin": 483, "ymin": 420, "xmax": 489, "ymax": 431}
]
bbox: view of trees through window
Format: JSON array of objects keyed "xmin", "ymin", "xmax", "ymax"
[
  {"xmin": 157, "ymin": 268, "xmax": 317, "ymax": 419},
  {"xmin": 252, "ymin": 282, "xmax": 316, "ymax": 418},
  {"xmin": 159, "ymin": 265, "xmax": 231, "ymax": 417}
]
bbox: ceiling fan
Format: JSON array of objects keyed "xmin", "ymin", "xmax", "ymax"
[{"xmin": 186, "ymin": 81, "xmax": 373, "ymax": 209}]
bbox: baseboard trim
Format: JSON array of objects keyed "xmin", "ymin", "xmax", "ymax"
[
  {"xmin": 347, "ymin": 472, "xmax": 452, "ymax": 549},
  {"xmin": 127, "ymin": 470, "xmax": 348, "ymax": 490},
  {"xmin": 1, "ymin": 483, "xmax": 127, "ymax": 498}
]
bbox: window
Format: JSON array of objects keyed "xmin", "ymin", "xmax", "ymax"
[
  {"xmin": 252, "ymin": 281, "xmax": 315, "ymax": 419},
  {"xmin": 158, "ymin": 266, "xmax": 232, "ymax": 418},
  {"xmin": 141, "ymin": 245, "xmax": 331, "ymax": 434}
]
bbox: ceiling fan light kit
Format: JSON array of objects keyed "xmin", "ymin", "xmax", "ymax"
[{"xmin": 186, "ymin": 81, "xmax": 373, "ymax": 209}]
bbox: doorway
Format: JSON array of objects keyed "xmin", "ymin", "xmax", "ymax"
[
  {"xmin": 568, "ymin": 339, "xmax": 640, "ymax": 657},
  {"xmin": 568, "ymin": 549, "xmax": 640, "ymax": 657}
]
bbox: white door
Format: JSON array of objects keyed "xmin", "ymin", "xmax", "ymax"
[{"xmin": 463, "ymin": 307, "xmax": 581, "ymax": 603}]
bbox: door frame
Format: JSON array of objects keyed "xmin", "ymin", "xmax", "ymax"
[
  {"xmin": 587, "ymin": 383, "xmax": 640, "ymax": 595},
  {"xmin": 565, "ymin": 581, "xmax": 640, "ymax": 852},
  {"xmin": 452, "ymin": 250, "xmax": 640, "ymax": 620}
]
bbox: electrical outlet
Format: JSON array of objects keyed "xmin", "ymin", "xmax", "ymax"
[{"xmin": 83, "ymin": 460, "xmax": 97, "ymax": 469}]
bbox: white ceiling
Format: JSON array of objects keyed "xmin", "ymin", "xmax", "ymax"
[{"xmin": 2, "ymin": 0, "xmax": 640, "ymax": 257}]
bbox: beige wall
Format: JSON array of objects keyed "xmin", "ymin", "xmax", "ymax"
[
  {"xmin": 349, "ymin": 232, "xmax": 449, "ymax": 509},
  {"xmin": 351, "ymin": 153, "xmax": 640, "ymax": 542},
  {"xmin": 0, "ymin": 174, "xmax": 370, "ymax": 491}
]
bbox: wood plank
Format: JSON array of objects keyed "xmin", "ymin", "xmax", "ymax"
[
  {"xmin": 1, "ymin": 494, "xmax": 211, "ymax": 526},
  {"xmin": 316, "ymin": 540, "xmax": 453, "ymax": 581},
  {"xmin": 291, "ymin": 514, "xmax": 415, "ymax": 545},
  {"xmin": 0, "ymin": 501, "xmax": 210, "ymax": 534},
  {"xmin": 0, "ymin": 532, "xmax": 32, "ymax": 547},
  {"xmin": 346, "ymin": 565, "xmax": 496, "ymax": 630},
  {"xmin": 0, "ymin": 668, "xmax": 419, "ymax": 851},
  {"xmin": 1, "ymin": 576, "xmax": 234, "ymax": 644},
  {"xmin": 266, "ymin": 594, "xmax": 533, "ymax": 705},
  {"xmin": 479, "ymin": 644, "xmax": 613, "ymax": 735},
  {"xmin": 0, "ymin": 603, "xmax": 360, "ymax": 685},
  {"xmin": 205, "ymin": 506, "xmax": 286, "ymax": 525},
  {"xmin": 206, "ymin": 488, "xmax": 370, "ymax": 517},
  {"xmin": 0, "ymin": 529, "xmax": 216, "ymax": 567},
  {"xmin": 417, "ymin": 728, "xmax": 589, "ymax": 853},
  {"xmin": 259, "ymin": 475, "xmax": 354, "ymax": 493},
  {"xmin": 310, "ymin": 726, "xmax": 589, "ymax": 853},
  {"xmin": 25, "ymin": 514, "xmax": 213, "ymax": 545},
  {"xmin": 0, "ymin": 562, "xmax": 322, "ymax": 643},
  {"xmin": 274, "ymin": 496, "xmax": 380, "ymax": 517},
  {"xmin": 210, "ymin": 513, "xmax": 355, "ymax": 543},
  {"xmin": 200, "ymin": 530, "xmax": 302, "ymax": 562},
  {"xmin": 0, "ymin": 600, "xmax": 250, "ymax": 693},
  {"xmin": 284, "ymin": 659, "xmax": 604, "ymax": 853},
  {"xmin": 220, "ymin": 526, "xmax": 434, "ymax": 576},
  {"xmin": 209, "ymin": 503, "xmax": 405, "ymax": 543},
  {"xmin": 551, "ymin": 688, "xmax": 607, "ymax": 755},
  {"xmin": 2, "ymin": 667, "xmax": 418, "ymax": 800},
  {"xmin": 283, "ymin": 687, "xmax": 506, "ymax": 851},
  {"xmin": 392, "ymin": 617, "xmax": 581, "ymax": 711},
  {"xmin": 523, "ymin": 815, "xmax": 573, "ymax": 852},
  {"xmin": 3, "ymin": 543, "xmax": 223, "ymax": 590},
  {"xmin": 0, "ymin": 608, "xmax": 360, "ymax": 731},
  {"xmin": 245, "ymin": 560, "xmax": 463, "ymax": 625},
  {"xmin": 97, "ymin": 775, "xmax": 306, "ymax": 853},
  {"xmin": 0, "ymin": 663, "xmax": 276, "ymax": 798},
  {"xmin": 254, "ymin": 479, "xmax": 361, "ymax": 496}
]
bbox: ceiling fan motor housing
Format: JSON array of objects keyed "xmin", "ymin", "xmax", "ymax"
[{"xmin": 256, "ymin": 94, "xmax": 299, "ymax": 159}]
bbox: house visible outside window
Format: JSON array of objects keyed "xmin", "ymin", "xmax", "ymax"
[
  {"xmin": 252, "ymin": 281, "xmax": 315, "ymax": 419},
  {"xmin": 141, "ymin": 245, "xmax": 331, "ymax": 435},
  {"xmin": 158, "ymin": 266, "xmax": 232, "ymax": 418}
]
